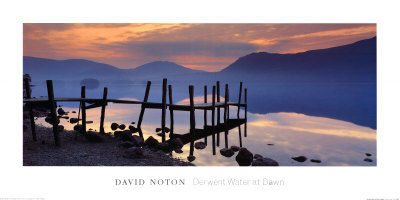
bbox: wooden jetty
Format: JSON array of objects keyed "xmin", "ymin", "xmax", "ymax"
[{"xmin": 23, "ymin": 78, "xmax": 247, "ymax": 159}]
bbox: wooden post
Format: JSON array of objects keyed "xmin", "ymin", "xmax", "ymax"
[
  {"xmin": 224, "ymin": 84, "xmax": 229, "ymax": 149},
  {"xmin": 137, "ymin": 81, "xmax": 151, "ymax": 139},
  {"xmin": 216, "ymin": 81, "xmax": 220, "ymax": 146},
  {"xmin": 168, "ymin": 85, "xmax": 174, "ymax": 136},
  {"xmin": 24, "ymin": 78, "xmax": 37, "ymax": 141},
  {"xmin": 189, "ymin": 85, "xmax": 196, "ymax": 157},
  {"xmin": 161, "ymin": 78, "xmax": 167, "ymax": 142},
  {"xmin": 81, "ymin": 86, "xmax": 86, "ymax": 135},
  {"xmin": 211, "ymin": 85, "xmax": 216, "ymax": 155},
  {"xmin": 244, "ymin": 88, "xmax": 247, "ymax": 137},
  {"xmin": 100, "ymin": 87, "xmax": 108, "ymax": 135},
  {"xmin": 203, "ymin": 85, "xmax": 207, "ymax": 144},
  {"xmin": 237, "ymin": 82, "xmax": 242, "ymax": 119},
  {"xmin": 238, "ymin": 125, "xmax": 243, "ymax": 147},
  {"xmin": 46, "ymin": 80, "xmax": 60, "ymax": 146}
]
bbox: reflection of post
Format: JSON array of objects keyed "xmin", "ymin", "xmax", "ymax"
[
  {"xmin": 189, "ymin": 85, "xmax": 196, "ymax": 157},
  {"xmin": 203, "ymin": 85, "xmax": 207, "ymax": 145},
  {"xmin": 211, "ymin": 86, "xmax": 216, "ymax": 155},
  {"xmin": 216, "ymin": 81, "xmax": 220, "ymax": 147},
  {"xmin": 100, "ymin": 87, "xmax": 108, "ymax": 135},
  {"xmin": 47, "ymin": 80, "xmax": 60, "ymax": 146},
  {"xmin": 137, "ymin": 81, "xmax": 151, "ymax": 139},
  {"xmin": 224, "ymin": 84, "xmax": 229, "ymax": 149},
  {"xmin": 237, "ymin": 82, "xmax": 242, "ymax": 119},
  {"xmin": 244, "ymin": 88, "xmax": 247, "ymax": 137},
  {"xmin": 168, "ymin": 85, "xmax": 174, "ymax": 136},
  {"xmin": 24, "ymin": 78, "xmax": 37, "ymax": 141},
  {"xmin": 81, "ymin": 86, "xmax": 86, "ymax": 135},
  {"xmin": 161, "ymin": 78, "xmax": 167, "ymax": 142}
]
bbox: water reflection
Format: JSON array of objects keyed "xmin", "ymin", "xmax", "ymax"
[{"xmin": 35, "ymin": 101, "xmax": 376, "ymax": 166}]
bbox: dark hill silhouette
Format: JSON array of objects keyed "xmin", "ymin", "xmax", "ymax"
[{"xmin": 220, "ymin": 37, "xmax": 376, "ymax": 82}]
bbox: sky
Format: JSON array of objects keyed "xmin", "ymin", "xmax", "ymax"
[{"xmin": 23, "ymin": 23, "xmax": 376, "ymax": 72}]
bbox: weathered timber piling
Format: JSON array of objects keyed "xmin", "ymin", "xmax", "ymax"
[
  {"xmin": 161, "ymin": 78, "xmax": 167, "ymax": 142},
  {"xmin": 244, "ymin": 88, "xmax": 247, "ymax": 137},
  {"xmin": 237, "ymin": 82, "xmax": 242, "ymax": 118},
  {"xmin": 100, "ymin": 87, "xmax": 108, "ymax": 134},
  {"xmin": 137, "ymin": 81, "xmax": 151, "ymax": 139},
  {"xmin": 216, "ymin": 81, "xmax": 220, "ymax": 147},
  {"xmin": 224, "ymin": 84, "xmax": 229, "ymax": 149},
  {"xmin": 203, "ymin": 85, "xmax": 207, "ymax": 145},
  {"xmin": 24, "ymin": 78, "xmax": 37, "ymax": 141},
  {"xmin": 46, "ymin": 80, "xmax": 60, "ymax": 146},
  {"xmin": 188, "ymin": 85, "xmax": 196, "ymax": 158},
  {"xmin": 168, "ymin": 85, "xmax": 174, "ymax": 135},
  {"xmin": 211, "ymin": 85, "xmax": 216, "ymax": 155},
  {"xmin": 81, "ymin": 86, "xmax": 87, "ymax": 135}
]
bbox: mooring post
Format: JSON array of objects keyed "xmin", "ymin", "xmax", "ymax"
[
  {"xmin": 203, "ymin": 85, "xmax": 207, "ymax": 145},
  {"xmin": 238, "ymin": 124, "xmax": 243, "ymax": 147},
  {"xmin": 224, "ymin": 84, "xmax": 229, "ymax": 149},
  {"xmin": 100, "ymin": 87, "xmax": 108, "ymax": 135},
  {"xmin": 211, "ymin": 85, "xmax": 216, "ymax": 155},
  {"xmin": 137, "ymin": 81, "xmax": 151, "ymax": 139},
  {"xmin": 46, "ymin": 80, "xmax": 60, "ymax": 146},
  {"xmin": 81, "ymin": 86, "xmax": 86, "ymax": 135},
  {"xmin": 24, "ymin": 78, "xmax": 37, "ymax": 141},
  {"xmin": 244, "ymin": 88, "xmax": 247, "ymax": 137},
  {"xmin": 189, "ymin": 85, "xmax": 196, "ymax": 157},
  {"xmin": 237, "ymin": 82, "xmax": 242, "ymax": 119},
  {"xmin": 161, "ymin": 78, "xmax": 167, "ymax": 142},
  {"xmin": 216, "ymin": 81, "xmax": 220, "ymax": 146},
  {"xmin": 168, "ymin": 85, "xmax": 174, "ymax": 136}
]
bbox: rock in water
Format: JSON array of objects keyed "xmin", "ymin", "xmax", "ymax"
[
  {"xmin": 111, "ymin": 123, "xmax": 119, "ymax": 130},
  {"xmin": 164, "ymin": 127, "xmax": 170, "ymax": 133},
  {"xmin": 123, "ymin": 147, "xmax": 144, "ymax": 159},
  {"xmin": 119, "ymin": 124, "xmax": 126, "ymax": 130},
  {"xmin": 231, "ymin": 145, "xmax": 240, "ymax": 152},
  {"xmin": 129, "ymin": 125, "xmax": 138, "ymax": 133},
  {"xmin": 310, "ymin": 159, "xmax": 321, "ymax": 163},
  {"xmin": 70, "ymin": 118, "xmax": 79, "ymax": 123},
  {"xmin": 72, "ymin": 111, "xmax": 76, "ymax": 113},
  {"xmin": 74, "ymin": 124, "xmax": 82, "ymax": 132},
  {"xmin": 252, "ymin": 157, "xmax": 279, "ymax": 166},
  {"xmin": 195, "ymin": 142, "xmax": 207, "ymax": 150},
  {"xmin": 235, "ymin": 148, "xmax": 253, "ymax": 166},
  {"xmin": 365, "ymin": 153, "xmax": 372, "ymax": 157},
  {"xmin": 144, "ymin": 136, "xmax": 159, "ymax": 147},
  {"xmin": 170, "ymin": 138, "xmax": 184, "ymax": 149},
  {"xmin": 220, "ymin": 148, "xmax": 235, "ymax": 157},
  {"xmin": 114, "ymin": 130, "xmax": 132, "ymax": 141},
  {"xmin": 155, "ymin": 128, "xmax": 162, "ymax": 132},
  {"xmin": 57, "ymin": 108, "xmax": 66, "ymax": 115},
  {"xmin": 254, "ymin": 154, "xmax": 263, "ymax": 160},
  {"xmin": 131, "ymin": 121, "xmax": 135, "ymax": 124},
  {"xmin": 174, "ymin": 148, "xmax": 183, "ymax": 154},
  {"xmin": 85, "ymin": 132, "xmax": 103, "ymax": 143},
  {"xmin": 187, "ymin": 155, "xmax": 196, "ymax": 162},
  {"xmin": 364, "ymin": 158, "xmax": 373, "ymax": 162},
  {"xmin": 292, "ymin": 156, "xmax": 307, "ymax": 162}
]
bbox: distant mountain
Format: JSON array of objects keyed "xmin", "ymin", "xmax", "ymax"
[
  {"xmin": 221, "ymin": 37, "xmax": 376, "ymax": 82},
  {"xmin": 23, "ymin": 57, "xmax": 205, "ymax": 82}
]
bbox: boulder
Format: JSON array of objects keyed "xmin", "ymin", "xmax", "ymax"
[
  {"xmin": 164, "ymin": 127, "xmax": 170, "ymax": 133},
  {"xmin": 220, "ymin": 148, "xmax": 235, "ymax": 157},
  {"xmin": 119, "ymin": 124, "xmax": 126, "ymax": 130},
  {"xmin": 70, "ymin": 118, "xmax": 79, "ymax": 123},
  {"xmin": 364, "ymin": 158, "xmax": 373, "ymax": 162},
  {"xmin": 195, "ymin": 142, "xmax": 207, "ymax": 150},
  {"xmin": 114, "ymin": 130, "xmax": 132, "ymax": 141},
  {"xmin": 131, "ymin": 135, "xmax": 144, "ymax": 146},
  {"xmin": 292, "ymin": 156, "xmax": 307, "ymax": 162},
  {"xmin": 174, "ymin": 148, "xmax": 183, "ymax": 154},
  {"xmin": 254, "ymin": 154, "xmax": 263, "ymax": 160},
  {"xmin": 45, "ymin": 116, "xmax": 60, "ymax": 125},
  {"xmin": 123, "ymin": 147, "xmax": 143, "ymax": 159},
  {"xmin": 144, "ymin": 136, "xmax": 159, "ymax": 147},
  {"xmin": 111, "ymin": 123, "xmax": 119, "ymax": 130},
  {"xmin": 131, "ymin": 121, "xmax": 135, "ymax": 124},
  {"xmin": 155, "ymin": 128, "xmax": 162, "ymax": 132},
  {"xmin": 231, "ymin": 145, "xmax": 240, "ymax": 152},
  {"xmin": 85, "ymin": 132, "xmax": 103, "ymax": 143},
  {"xmin": 157, "ymin": 142, "xmax": 170, "ymax": 152},
  {"xmin": 310, "ymin": 159, "xmax": 321, "ymax": 163},
  {"xmin": 187, "ymin": 155, "xmax": 196, "ymax": 162},
  {"xmin": 170, "ymin": 138, "xmax": 184, "ymax": 149},
  {"xmin": 73, "ymin": 124, "xmax": 82, "ymax": 132},
  {"xmin": 252, "ymin": 157, "xmax": 279, "ymax": 166},
  {"xmin": 365, "ymin": 153, "xmax": 372, "ymax": 157},
  {"xmin": 235, "ymin": 148, "xmax": 253, "ymax": 166},
  {"xmin": 129, "ymin": 125, "xmax": 138, "ymax": 133},
  {"xmin": 57, "ymin": 108, "xmax": 66, "ymax": 115}
]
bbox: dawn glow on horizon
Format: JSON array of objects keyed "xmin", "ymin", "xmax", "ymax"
[{"xmin": 23, "ymin": 23, "xmax": 376, "ymax": 72}]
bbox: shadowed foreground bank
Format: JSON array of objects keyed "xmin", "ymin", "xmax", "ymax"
[{"xmin": 23, "ymin": 110, "xmax": 193, "ymax": 166}]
